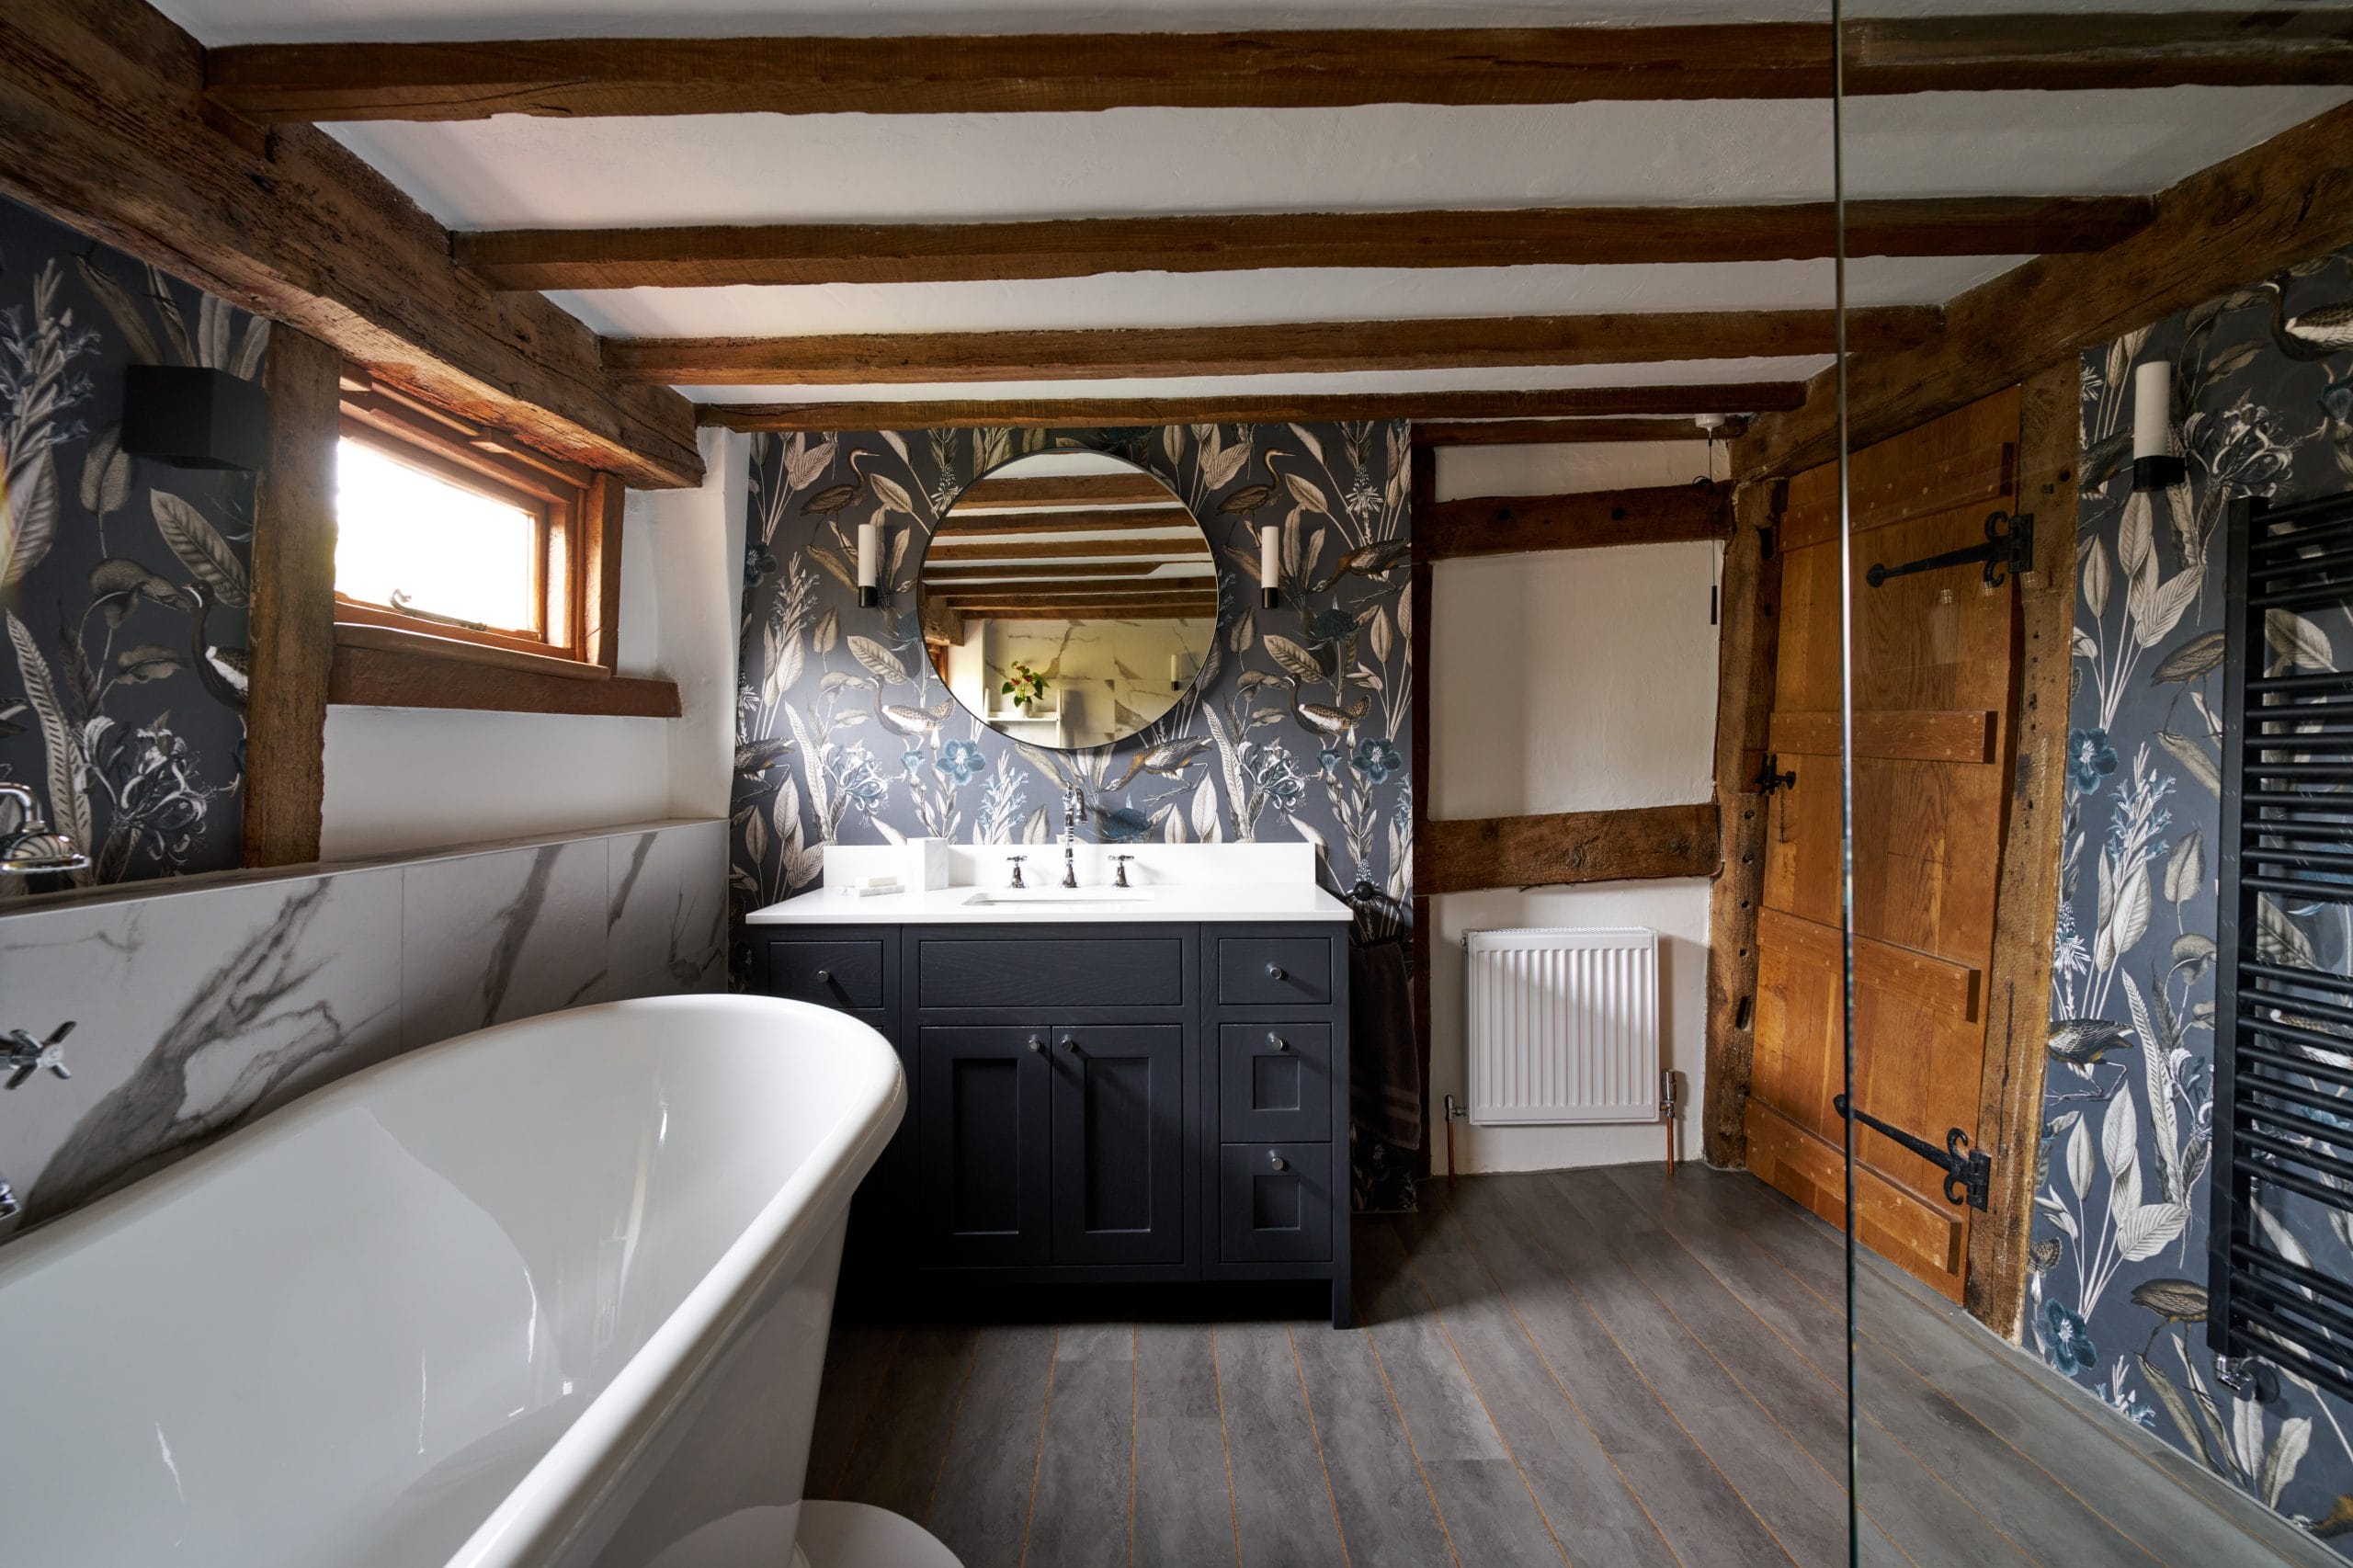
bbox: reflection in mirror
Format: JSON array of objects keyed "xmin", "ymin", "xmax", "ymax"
[{"xmin": 918, "ymin": 450, "xmax": 1217, "ymax": 750}]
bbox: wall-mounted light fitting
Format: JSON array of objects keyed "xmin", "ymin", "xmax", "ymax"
[
  {"xmin": 2132, "ymin": 360, "xmax": 2186, "ymax": 493},
  {"xmin": 1169, "ymin": 651, "xmax": 1195, "ymax": 692},
  {"xmin": 120, "ymin": 365, "xmax": 267, "ymax": 472},
  {"xmin": 857, "ymin": 518, "xmax": 881, "ymax": 608},
  {"xmin": 1259, "ymin": 523, "xmax": 1279, "ymax": 608}
]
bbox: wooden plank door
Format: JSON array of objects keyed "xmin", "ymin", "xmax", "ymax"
[
  {"xmin": 1744, "ymin": 387, "xmax": 2023, "ymax": 1301},
  {"xmin": 918, "ymin": 1024, "xmax": 1054, "ymax": 1267},
  {"xmin": 1048, "ymin": 1023, "xmax": 1187, "ymax": 1266}
]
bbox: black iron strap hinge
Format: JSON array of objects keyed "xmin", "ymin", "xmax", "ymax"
[
  {"xmin": 1835, "ymin": 1094, "xmax": 1992, "ymax": 1210},
  {"xmin": 1866, "ymin": 510, "xmax": 2033, "ymax": 590}
]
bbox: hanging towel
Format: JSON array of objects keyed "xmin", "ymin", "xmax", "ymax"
[{"xmin": 1345, "ymin": 879, "xmax": 1421, "ymax": 1152}]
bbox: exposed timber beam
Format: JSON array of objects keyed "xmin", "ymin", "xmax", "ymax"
[
  {"xmin": 700, "ymin": 382, "xmax": 1808, "ymax": 433},
  {"xmin": 1734, "ymin": 98, "xmax": 2353, "ymax": 480},
  {"xmin": 1414, "ymin": 417, "xmax": 1746, "ymax": 447},
  {"xmin": 948, "ymin": 602, "xmax": 1216, "ymax": 620},
  {"xmin": 1418, "ymin": 483, "xmax": 1731, "ymax": 561},
  {"xmin": 606, "ymin": 308, "xmax": 1937, "ymax": 386},
  {"xmin": 924, "ymin": 538, "xmax": 1207, "ymax": 562},
  {"xmin": 1416, "ymin": 803, "xmax": 1720, "ymax": 897},
  {"xmin": 958, "ymin": 473, "xmax": 1176, "ymax": 507},
  {"xmin": 4, "ymin": 0, "xmax": 700, "ymax": 488},
  {"xmin": 938, "ymin": 509, "xmax": 1197, "ymax": 536},
  {"xmin": 457, "ymin": 197, "xmax": 2153, "ymax": 290},
  {"xmin": 204, "ymin": 16, "xmax": 2353, "ymax": 123},
  {"xmin": 921, "ymin": 562, "xmax": 1171, "ymax": 580}
]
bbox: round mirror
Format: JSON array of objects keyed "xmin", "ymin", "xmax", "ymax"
[{"xmin": 919, "ymin": 451, "xmax": 1218, "ymax": 750}]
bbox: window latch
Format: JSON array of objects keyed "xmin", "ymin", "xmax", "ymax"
[{"xmin": 390, "ymin": 589, "xmax": 490, "ymax": 632}]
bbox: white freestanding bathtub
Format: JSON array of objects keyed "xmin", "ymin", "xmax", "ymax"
[{"xmin": 0, "ymin": 994, "xmax": 936, "ymax": 1568}]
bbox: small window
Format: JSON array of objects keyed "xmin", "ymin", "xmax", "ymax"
[{"xmin": 334, "ymin": 379, "xmax": 603, "ymax": 665}]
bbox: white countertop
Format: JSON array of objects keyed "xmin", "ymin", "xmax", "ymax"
[
  {"xmin": 745, "ymin": 881, "xmax": 1353, "ymax": 925},
  {"xmin": 744, "ymin": 841, "xmax": 1355, "ymax": 925}
]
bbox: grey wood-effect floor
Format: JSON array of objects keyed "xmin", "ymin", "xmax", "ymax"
[{"xmin": 806, "ymin": 1165, "xmax": 2336, "ymax": 1568}]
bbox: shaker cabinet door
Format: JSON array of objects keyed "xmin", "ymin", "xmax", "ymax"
[
  {"xmin": 917, "ymin": 1025, "xmax": 1053, "ymax": 1267},
  {"xmin": 1049, "ymin": 1024, "xmax": 1187, "ymax": 1266}
]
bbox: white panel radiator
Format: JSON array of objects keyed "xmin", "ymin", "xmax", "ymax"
[{"xmin": 1464, "ymin": 927, "xmax": 1659, "ymax": 1126}]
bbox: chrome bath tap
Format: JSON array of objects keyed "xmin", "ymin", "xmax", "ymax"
[
  {"xmin": 0, "ymin": 1175, "xmax": 17, "ymax": 1221},
  {"xmin": 1061, "ymin": 784, "xmax": 1086, "ymax": 889}
]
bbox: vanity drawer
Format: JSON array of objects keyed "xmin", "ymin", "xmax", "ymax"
[
  {"xmin": 764, "ymin": 939, "xmax": 887, "ymax": 1010},
  {"xmin": 915, "ymin": 936, "xmax": 1184, "ymax": 1009},
  {"xmin": 1219, "ymin": 1023, "xmax": 1332, "ymax": 1142},
  {"xmin": 1213, "ymin": 936, "xmax": 1335, "ymax": 1007},
  {"xmin": 1217, "ymin": 1142, "xmax": 1332, "ymax": 1264}
]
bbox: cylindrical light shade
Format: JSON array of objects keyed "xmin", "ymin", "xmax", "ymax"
[
  {"xmin": 1170, "ymin": 651, "xmax": 1190, "ymax": 691},
  {"xmin": 1259, "ymin": 524, "xmax": 1280, "ymax": 608},
  {"xmin": 856, "ymin": 518, "xmax": 881, "ymax": 608},
  {"xmin": 2131, "ymin": 359, "xmax": 2186, "ymax": 492}
]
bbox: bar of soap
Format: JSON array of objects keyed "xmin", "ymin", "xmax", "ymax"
[
  {"xmin": 846, "ymin": 883, "xmax": 905, "ymax": 898},
  {"xmin": 845, "ymin": 874, "xmax": 900, "ymax": 890}
]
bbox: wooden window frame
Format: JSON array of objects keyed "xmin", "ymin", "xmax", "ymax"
[
  {"xmin": 318, "ymin": 374, "xmax": 676, "ymax": 718},
  {"xmin": 335, "ymin": 381, "xmax": 596, "ymax": 666}
]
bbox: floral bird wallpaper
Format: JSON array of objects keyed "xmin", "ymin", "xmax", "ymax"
[
  {"xmin": 731, "ymin": 420, "xmax": 1419, "ymax": 1208},
  {"xmin": 1, "ymin": 195, "xmax": 262, "ymax": 890},
  {"xmin": 2037, "ymin": 244, "xmax": 2353, "ymax": 1546}
]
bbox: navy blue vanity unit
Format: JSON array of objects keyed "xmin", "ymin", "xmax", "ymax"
[{"xmin": 748, "ymin": 893, "xmax": 1355, "ymax": 1327}]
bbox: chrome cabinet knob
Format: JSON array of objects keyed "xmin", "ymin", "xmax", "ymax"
[
  {"xmin": 1026, "ymin": 1036, "xmax": 1044, "ymax": 1052},
  {"xmin": 1060, "ymin": 1038, "xmax": 1078, "ymax": 1053},
  {"xmin": 1267, "ymin": 1034, "xmax": 1289, "ymax": 1051},
  {"xmin": 1266, "ymin": 964, "xmax": 1285, "ymax": 981},
  {"xmin": 1268, "ymin": 1152, "xmax": 1289, "ymax": 1173},
  {"xmin": 814, "ymin": 969, "xmax": 831, "ymax": 982}
]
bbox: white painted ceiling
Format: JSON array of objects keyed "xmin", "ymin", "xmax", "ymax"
[{"xmin": 148, "ymin": 1, "xmax": 2353, "ymax": 416}]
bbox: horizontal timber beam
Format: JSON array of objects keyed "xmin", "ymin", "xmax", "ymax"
[
  {"xmin": 205, "ymin": 17, "xmax": 2353, "ymax": 122},
  {"xmin": 458, "ymin": 197, "xmax": 2153, "ymax": 290},
  {"xmin": 958, "ymin": 473, "xmax": 1176, "ymax": 506},
  {"xmin": 1417, "ymin": 803, "xmax": 1720, "ymax": 896},
  {"xmin": 949, "ymin": 602, "xmax": 1215, "ymax": 620},
  {"xmin": 700, "ymin": 382, "xmax": 1807, "ymax": 433},
  {"xmin": 607, "ymin": 308, "xmax": 1938, "ymax": 386},
  {"xmin": 922, "ymin": 562, "xmax": 1171, "ymax": 580},
  {"xmin": 938, "ymin": 509, "xmax": 1195, "ymax": 536},
  {"xmin": 1419, "ymin": 483, "xmax": 1731, "ymax": 560},
  {"xmin": 4, "ymin": 0, "xmax": 700, "ymax": 488},
  {"xmin": 1734, "ymin": 97, "xmax": 2353, "ymax": 480},
  {"xmin": 1415, "ymin": 417, "xmax": 1746, "ymax": 447},
  {"xmin": 925, "ymin": 537, "xmax": 1204, "ymax": 562}
]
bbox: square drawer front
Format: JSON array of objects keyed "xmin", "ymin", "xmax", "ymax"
[
  {"xmin": 765, "ymin": 939, "xmax": 886, "ymax": 1009},
  {"xmin": 916, "ymin": 936, "xmax": 1183, "ymax": 1009},
  {"xmin": 1214, "ymin": 936, "xmax": 1335, "ymax": 1006},
  {"xmin": 1218, "ymin": 1142, "xmax": 1332, "ymax": 1263},
  {"xmin": 1219, "ymin": 1023, "xmax": 1333, "ymax": 1142}
]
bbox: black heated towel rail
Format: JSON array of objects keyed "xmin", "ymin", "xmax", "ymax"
[{"xmin": 2211, "ymin": 491, "xmax": 2353, "ymax": 1405}]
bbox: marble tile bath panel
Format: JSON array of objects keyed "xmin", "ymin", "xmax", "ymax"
[
  {"xmin": 0, "ymin": 867, "xmax": 403, "ymax": 1233},
  {"xmin": 604, "ymin": 821, "xmax": 729, "ymax": 1003},
  {"xmin": 401, "ymin": 837, "xmax": 610, "ymax": 1050}
]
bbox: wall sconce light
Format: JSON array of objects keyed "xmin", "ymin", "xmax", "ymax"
[
  {"xmin": 1169, "ymin": 651, "xmax": 1195, "ymax": 692},
  {"xmin": 857, "ymin": 518, "xmax": 881, "ymax": 608},
  {"xmin": 1259, "ymin": 523, "xmax": 1279, "ymax": 608},
  {"xmin": 120, "ymin": 366, "xmax": 267, "ymax": 472},
  {"xmin": 2132, "ymin": 360, "xmax": 2186, "ymax": 493}
]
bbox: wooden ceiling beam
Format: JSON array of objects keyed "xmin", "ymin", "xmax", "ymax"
[
  {"xmin": 922, "ymin": 562, "xmax": 1172, "ymax": 579},
  {"xmin": 1414, "ymin": 417, "xmax": 1747, "ymax": 447},
  {"xmin": 701, "ymin": 382, "xmax": 1807, "ymax": 433},
  {"xmin": 457, "ymin": 197, "xmax": 2153, "ymax": 290},
  {"xmin": 607, "ymin": 307, "xmax": 1937, "ymax": 385},
  {"xmin": 937, "ymin": 508, "xmax": 1197, "ymax": 535},
  {"xmin": 204, "ymin": 17, "xmax": 2353, "ymax": 123},
  {"xmin": 924, "ymin": 537, "xmax": 1211, "ymax": 562},
  {"xmin": 1420, "ymin": 483, "xmax": 1733, "ymax": 560},
  {"xmin": 957, "ymin": 473, "xmax": 1176, "ymax": 506},
  {"xmin": 4, "ymin": 0, "xmax": 700, "ymax": 488},
  {"xmin": 1734, "ymin": 97, "xmax": 2353, "ymax": 480},
  {"xmin": 948, "ymin": 602, "xmax": 1217, "ymax": 620}
]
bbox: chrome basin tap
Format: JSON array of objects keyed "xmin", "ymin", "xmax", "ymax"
[
  {"xmin": 1061, "ymin": 784, "xmax": 1085, "ymax": 889},
  {"xmin": 0, "ymin": 1173, "xmax": 17, "ymax": 1220}
]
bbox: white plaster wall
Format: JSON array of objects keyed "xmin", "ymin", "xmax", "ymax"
[
  {"xmin": 320, "ymin": 428, "xmax": 747, "ymax": 858},
  {"xmin": 1427, "ymin": 439, "xmax": 1721, "ymax": 1173}
]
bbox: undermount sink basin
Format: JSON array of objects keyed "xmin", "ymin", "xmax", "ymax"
[{"xmin": 961, "ymin": 886, "xmax": 1156, "ymax": 907}]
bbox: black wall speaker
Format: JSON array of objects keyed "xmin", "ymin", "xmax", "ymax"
[{"xmin": 121, "ymin": 365, "xmax": 268, "ymax": 472}]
